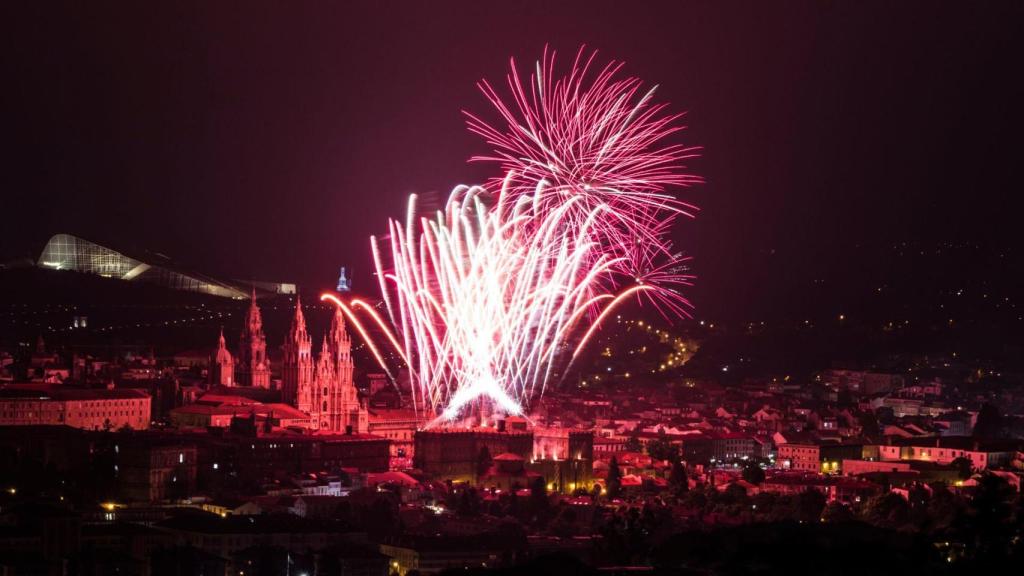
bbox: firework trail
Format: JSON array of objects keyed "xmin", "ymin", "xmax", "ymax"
[{"xmin": 323, "ymin": 47, "xmax": 700, "ymax": 426}]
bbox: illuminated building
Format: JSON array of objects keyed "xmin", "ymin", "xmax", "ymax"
[
  {"xmin": 116, "ymin": 440, "xmax": 198, "ymax": 501},
  {"xmin": 874, "ymin": 436, "xmax": 1018, "ymax": 470},
  {"xmin": 530, "ymin": 428, "xmax": 594, "ymax": 493},
  {"xmin": 37, "ymin": 233, "xmax": 295, "ymax": 298},
  {"xmin": 824, "ymin": 369, "xmax": 902, "ymax": 396},
  {"xmin": 279, "ymin": 299, "xmax": 368, "ymax": 433},
  {"xmin": 0, "ymin": 387, "xmax": 150, "ymax": 430},
  {"xmin": 367, "ymin": 407, "xmax": 425, "ymax": 467},
  {"xmin": 414, "ymin": 428, "xmax": 534, "ymax": 484},
  {"xmin": 181, "ymin": 300, "xmax": 370, "ymax": 433},
  {"xmin": 199, "ymin": 433, "xmax": 391, "ymax": 477},
  {"xmin": 380, "ymin": 537, "xmax": 510, "ymax": 576},
  {"xmin": 236, "ymin": 291, "xmax": 270, "ymax": 388},
  {"xmin": 478, "ymin": 452, "xmax": 538, "ymax": 493},
  {"xmin": 281, "ymin": 296, "xmax": 314, "ymax": 412},
  {"xmin": 209, "ymin": 327, "xmax": 234, "ymax": 387},
  {"xmin": 169, "ymin": 393, "xmax": 310, "ymax": 429},
  {"xmin": 337, "ymin": 266, "xmax": 352, "ymax": 292},
  {"xmin": 776, "ymin": 438, "xmax": 863, "ymax": 473},
  {"xmin": 762, "ymin": 473, "xmax": 878, "ymax": 503},
  {"xmin": 414, "ymin": 426, "xmax": 595, "ymax": 493}
]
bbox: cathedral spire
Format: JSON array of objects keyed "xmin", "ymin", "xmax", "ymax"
[
  {"xmin": 315, "ymin": 333, "xmax": 335, "ymax": 383},
  {"xmin": 211, "ymin": 325, "xmax": 234, "ymax": 387},
  {"xmin": 292, "ymin": 294, "xmax": 306, "ymax": 333},
  {"xmin": 282, "ymin": 295, "xmax": 313, "ymax": 411},
  {"xmin": 319, "ymin": 333, "xmax": 332, "ymax": 359},
  {"xmin": 328, "ymin": 305, "xmax": 351, "ymax": 366},
  {"xmin": 237, "ymin": 289, "xmax": 269, "ymax": 388},
  {"xmin": 246, "ymin": 288, "xmax": 263, "ymax": 332},
  {"xmin": 310, "ymin": 311, "xmax": 364, "ymax": 434}
]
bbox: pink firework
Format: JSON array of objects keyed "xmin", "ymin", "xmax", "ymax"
[
  {"xmin": 464, "ymin": 46, "xmax": 701, "ymax": 303},
  {"xmin": 325, "ymin": 48, "xmax": 700, "ymax": 424}
]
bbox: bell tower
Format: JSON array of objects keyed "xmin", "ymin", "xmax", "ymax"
[
  {"xmin": 237, "ymin": 288, "xmax": 270, "ymax": 388},
  {"xmin": 322, "ymin": 307, "xmax": 367, "ymax": 433},
  {"xmin": 210, "ymin": 327, "xmax": 234, "ymax": 387},
  {"xmin": 282, "ymin": 296, "xmax": 313, "ymax": 411}
]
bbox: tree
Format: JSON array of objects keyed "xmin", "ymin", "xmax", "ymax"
[
  {"xmin": 365, "ymin": 495, "xmax": 401, "ymax": 537},
  {"xmin": 476, "ymin": 445, "xmax": 493, "ymax": 479},
  {"xmin": 624, "ymin": 434, "xmax": 642, "ymax": 453},
  {"xmin": 970, "ymin": 473, "xmax": 1015, "ymax": 557},
  {"xmin": 858, "ymin": 410, "xmax": 879, "ymax": 435},
  {"xmin": 741, "ymin": 462, "xmax": 765, "ymax": 485},
  {"xmin": 926, "ymin": 483, "xmax": 963, "ymax": 530},
  {"xmin": 503, "ymin": 489, "xmax": 521, "ymax": 518},
  {"xmin": 794, "ymin": 489, "xmax": 827, "ymax": 523},
  {"xmin": 606, "ymin": 456, "xmax": 623, "ymax": 499},
  {"xmin": 647, "ymin": 438, "xmax": 678, "ymax": 462},
  {"xmin": 864, "ymin": 492, "xmax": 911, "ymax": 529},
  {"xmin": 876, "ymin": 406, "xmax": 896, "ymax": 425},
  {"xmin": 821, "ymin": 501, "xmax": 855, "ymax": 523},
  {"xmin": 529, "ymin": 475, "xmax": 548, "ymax": 514},
  {"xmin": 907, "ymin": 483, "xmax": 931, "ymax": 510},
  {"xmin": 721, "ymin": 483, "xmax": 749, "ymax": 506},
  {"xmin": 457, "ymin": 486, "xmax": 482, "ymax": 516},
  {"xmin": 837, "ymin": 388, "xmax": 854, "ymax": 407},
  {"xmin": 496, "ymin": 519, "xmax": 528, "ymax": 560},
  {"xmin": 551, "ymin": 506, "xmax": 579, "ymax": 537},
  {"xmin": 951, "ymin": 456, "xmax": 973, "ymax": 480},
  {"xmin": 973, "ymin": 403, "xmax": 1003, "ymax": 438},
  {"xmin": 669, "ymin": 460, "xmax": 689, "ymax": 494},
  {"xmin": 752, "ymin": 491, "xmax": 778, "ymax": 516},
  {"xmin": 682, "ymin": 485, "xmax": 708, "ymax": 511},
  {"xmin": 907, "ymin": 483, "xmax": 932, "ymax": 526}
]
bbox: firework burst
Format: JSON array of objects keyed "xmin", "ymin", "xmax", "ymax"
[{"xmin": 323, "ymin": 47, "xmax": 700, "ymax": 425}]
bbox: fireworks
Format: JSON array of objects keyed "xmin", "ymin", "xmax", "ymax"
[{"xmin": 323, "ymin": 47, "xmax": 700, "ymax": 426}]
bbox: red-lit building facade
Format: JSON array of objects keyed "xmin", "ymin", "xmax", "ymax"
[{"xmin": 0, "ymin": 387, "xmax": 151, "ymax": 430}]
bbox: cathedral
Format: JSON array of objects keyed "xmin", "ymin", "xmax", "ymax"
[
  {"xmin": 211, "ymin": 293, "xmax": 368, "ymax": 434},
  {"xmin": 281, "ymin": 296, "xmax": 368, "ymax": 433}
]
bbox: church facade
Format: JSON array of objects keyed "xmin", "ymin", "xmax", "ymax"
[
  {"xmin": 281, "ymin": 297, "xmax": 368, "ymax": 434},
  {"xmin": 210, "ymin": 294, "xmax": 368, "ymax": 434}
]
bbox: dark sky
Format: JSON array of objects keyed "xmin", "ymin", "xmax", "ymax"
[{"xmin": 3, "ymin": 1, "xmax": 1023, "ymax": 320}]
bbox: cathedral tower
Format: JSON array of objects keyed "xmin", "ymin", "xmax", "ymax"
[
  {"xmin": 236, "ymin": 288, "xmax": 270, "ymax": 388},
  {"xmin": 327, "ymin": 306, "xmax": 354, "ymax": 386},
  {"xmin": 210, "ymin": 327, "xmax": 234, "ymax": 387},
  {"xmin": 313, "ymin": 336, "xmax": 335, "ymax": 430},
  {"xmin": 282, "ymin": 296, "xmax": 313, "ymax": 411},
  {"xmin": 309, "ymin": 308, "xmax": 368, "ymax": 433}
]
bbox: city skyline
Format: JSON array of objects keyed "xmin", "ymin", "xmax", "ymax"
[{"xmin": 2, "ymin": 2, "xmax": 1024, "ymax": 574}]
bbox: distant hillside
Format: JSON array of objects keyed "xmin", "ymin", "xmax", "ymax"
[{"xmin": 0, "ymin": 267, "xmax": 232, "ymax": 307}]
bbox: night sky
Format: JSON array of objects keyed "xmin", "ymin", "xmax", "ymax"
[{"xmin": 3, "ymin": 1, "xmax": 1023, "ymax": 321}]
